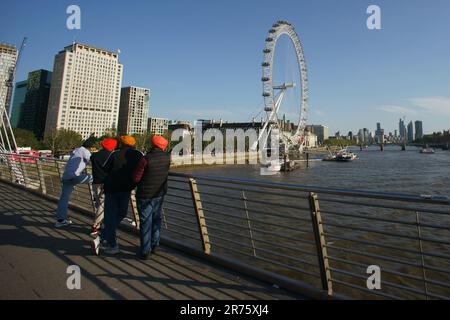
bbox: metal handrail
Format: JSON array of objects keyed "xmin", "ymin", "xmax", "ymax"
[{"xmin": 1, "ymin": 152, "xmax": 449, "ymax": 300}]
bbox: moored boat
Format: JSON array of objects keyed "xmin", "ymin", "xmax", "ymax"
[
  {"xmin": 323, "ymin": 149, "xmax": 358, "ymax": 162},
  {"xmin": 420, "ymin": 148, "xmax": 435, "ymax": 154}
]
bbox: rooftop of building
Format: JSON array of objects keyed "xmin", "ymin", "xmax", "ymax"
[
  {"xmin": 0, "ymin": 43, "xmax": 18, "ymax": 54},
  {"xmin": 149, "ymin": 117, "xmax": 169, "ymax": 121},
  {"xmin": 60, "ymin": 42, "xmax": 119, "ymax": 57},
  {"xmin": 121, "ymin": 86, "xmax": 150, "ymax": 91}
]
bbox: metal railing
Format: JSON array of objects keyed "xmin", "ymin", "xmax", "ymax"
[{"xmin": 0, "ymin": 152, "xmax": 449, "ymax": 300}]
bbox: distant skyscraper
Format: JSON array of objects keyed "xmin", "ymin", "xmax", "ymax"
[
  {"xmin": 414, "ymin": 121, "xmax": 423, "ymax": 141},
  {"xmin": 10, "ymin": 80, "xmax": 27, "ymax": 128},
  {"xmin": 407, "ymin": 121, "xmax": 414, "ymax": 142},
  {"xmin": 399, "ymin": 118, "xmax": 407, "ymax": 140},
  {"xmin": 363, "ymin": 128, "xmax": 369, "ymax": 143},
  {"xmin": 375, "ymin": 122, "xmax": 383, "ymax": 143},
  {"xmin": 348, "ymin": 131, "xmax": 353, "ymax": 141},
  {"xmin": 12, "ymin": 70, "xmax": 52, "ymax": 139},
  {"xmin": 358, "ymin": 128, "xmax": 364, "ymax": 143},
  {"xmin": 45, "ymin": 43, "xmax": 123, "ymax": 139},
  {"xmin": 118, "ymin": 86, "xmax": 150, "ymax": 135},
  {"xmin": 0, "ymin": 43, "xmax": 18, "ymax": 117}
]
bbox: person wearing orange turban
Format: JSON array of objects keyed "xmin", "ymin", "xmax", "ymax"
[
  {"xmin": 120, "ymin": 135, "xmax": 136, "ymax": 147},
  {"xmin": 92, "ymin": 134, "xmax": 143, "ymax": 256},
  {"xmin": 89, "ymin": 138, "xmax": 118, "ymax": 237},
  {"xmin": 132, "ymin": 135, "xmax": 170, "ymax": 259}
]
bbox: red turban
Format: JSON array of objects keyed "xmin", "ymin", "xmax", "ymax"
[
  {"xmin": 152, "ymin": 135, "xmax": 169, "ymax": 151},
  {"xmin": 101, "ymin": 138, "xmax": 117, "ymax": 152}
]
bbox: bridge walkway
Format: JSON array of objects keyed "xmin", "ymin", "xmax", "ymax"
[{"xmin": 0, "ymin": 181, "xmax": 304, "ymax": 300}]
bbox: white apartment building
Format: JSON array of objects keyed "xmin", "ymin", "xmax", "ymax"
[
  {"xmin": 118, "ymin": 86, "xmax": 149, "ymax": 135},
  {"xmin": 0, "ymin": 43, "xmax": 18, "ymax": 117},
  {"xmin": 148, "ymin": 117, "xmax": 169, "ymax": 136},
  {"xmin": 45, "ymin": 43, "xmax": 123, "ymax": 139}
]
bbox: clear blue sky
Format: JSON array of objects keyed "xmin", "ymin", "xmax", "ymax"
[{"xmin": 1, "ymin": 0, "xmax": 450, "ymax": 135}]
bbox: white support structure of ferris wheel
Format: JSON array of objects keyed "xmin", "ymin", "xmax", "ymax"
[{"xmin": 258, "ymin": 20, "xmax": 309, "ymax": 154}]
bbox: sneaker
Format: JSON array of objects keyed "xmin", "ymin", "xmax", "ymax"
[
  {"xmin": 90, "ymin": 225, "xmax": 100, "ymax": 237},
  {"xmin": 91, "ymin": 236, "xmax": 101, "ymax": 255},
  {"xmin": 137, "ymin": 252, "xmax": 151, "ymax": 260},
  {"xmin": 104, "ymin": 245, "xmax": 120, "ymax": 255},
  {"xmin": 55, "ymin": 219, "xmax": 72, "ymax": 228}
]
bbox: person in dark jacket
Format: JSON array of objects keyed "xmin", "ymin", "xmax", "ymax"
[
  {"xmin": 91, "ymin": 135, "xmax": 143, "ymax": 255},
  {"xmin": 89, "ymin": 138, "xmax": 117, "ymax": 237},
  {"xmin": 132, "ymin": 135, "xmax": 170, "ymax": 259}
]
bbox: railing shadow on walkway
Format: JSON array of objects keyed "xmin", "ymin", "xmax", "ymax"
[{"xmin": 0, "ymin": 182, "xmax": 302, "ymax": 300}]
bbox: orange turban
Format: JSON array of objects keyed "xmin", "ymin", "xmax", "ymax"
[
  {"xmin": 152, "ymin": 135, "xmax": 169, "ymax": 151},
  {"xmin": 120, "ymin": 135, "xmax": 136, "ymax": 147}
]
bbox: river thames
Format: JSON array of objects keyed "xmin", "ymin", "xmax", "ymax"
[{"xmin": 174, "ymin": 145, "xmax": 450, "ymax": 196}]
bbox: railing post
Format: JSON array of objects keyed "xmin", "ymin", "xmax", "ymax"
[
  {"xmin": 415, "ymin": 211, "xmax": 429, "ymax": 299},
  {"xmin": 6, "ymin": 156, "xmax": 15, "ymax": 183},
  {"xmin": 36, "ymin": 159, "xmax": 47, "ymax": 195},
  {"xmin": 189, "ymin": 178, "xmax": 211, "ymax": 255},
  {"xmin": 55, "ymin": 160, "xmax": 62, "ymax": 180},
  {"xmin": 19, "ymin": 159, "xmax": 29, "ymax": 188},
  {"xmin": 162, "ymin": 208, "xmax": 169, "ymax": 229},
  {"xmin": 308, "ymin": 192, "xmax": 333, "ymax": 295},
  {"xmin": 242, "ymin": 190, "xmax": 257, "ymax": 257}
]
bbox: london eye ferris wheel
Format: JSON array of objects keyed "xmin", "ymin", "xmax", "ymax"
[{"xmin": 259, "ymin": 20, "xmax": 309, "ymax": 153}]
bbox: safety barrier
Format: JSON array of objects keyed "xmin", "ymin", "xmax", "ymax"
[{"xmin": 0, "ymin": 152, "xmax": 449, "ymax": 299}]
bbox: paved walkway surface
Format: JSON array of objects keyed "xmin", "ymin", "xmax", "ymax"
[{"xmin": 0, "ymin": 181, "xmax": 303, "ymax": 300}]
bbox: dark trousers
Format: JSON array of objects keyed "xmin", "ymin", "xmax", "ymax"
[
  {"xmin": 102, "ymin": 191, "xmax": 131, "ymax": 247},
  {"xmin": 137, "ymin": 196, "xmax": 164, "ymax": 255}
]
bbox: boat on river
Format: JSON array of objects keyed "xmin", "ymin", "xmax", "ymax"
[
  {"xmin": 323, "ymin": 149, "xmax": 358, "ymax": 162},
  {"xmin": 420, "ymin": 145, "xmax": 435, "ymax": 154}
]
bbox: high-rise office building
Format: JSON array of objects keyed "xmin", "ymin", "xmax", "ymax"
[
  {"xmin": 305, "ymin": 125, "xmax": 329, "ymax": 143},
  {"xmin": 45, "ymin": 43, "xmax": 123, "ymax": 139},
  {"xmin": 0, "ymin": 43, "xmax": 18, "ymax": 117},
  {"xmin": 10, "ymin": 80, "xmax": 27, "ymax": 128},
  {"xmin": 415, "ymin": 121, "xmax": 423, "ymax": 141},
  {"xmin": 358, "ymin": 129, "xmax": 364, "ymax": 143},
  {"xmin": 407, "ymin": 121, "xmax": 414, "ymax": 142},
  {"xmin": 348, "ymin": 131, "xmax": 353, "ymax": 141},
  {"xmin": 118, "ymin": 86, "xmax": 150, "ymax": 135},
  {"xmin": 11, "ymin": 70, "xmax": 52, "ymax": 139},
  {"xmin": 399, "ymin": 118, "xmax": 407, "ymax": 140},
  {"xmin": 148, "ymin": 117, "xmax": 169, "ymax": 136},
  {"xmin": 363, "ymin": 128, "xmax": 369, "ymax": 143},
  {"xmin": 375, "ymin": 122, "xmax": 384, "ymax": 142}
]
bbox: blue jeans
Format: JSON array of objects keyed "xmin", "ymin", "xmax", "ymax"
[
  {"xmin": 56, "ymin": 174, "xmax": 93, "ymax": 221},
  {"xmin": 102, "ymin": 191, "xmax": 131, "ymax": 247},
  {"xmin": 137, "ymin": 196, "xmax": 164, "ymax": 255}
]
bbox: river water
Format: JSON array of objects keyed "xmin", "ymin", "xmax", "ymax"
[{"xmin": 174, "ymin": 145, "xmax": 450, "ymax": 196}]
